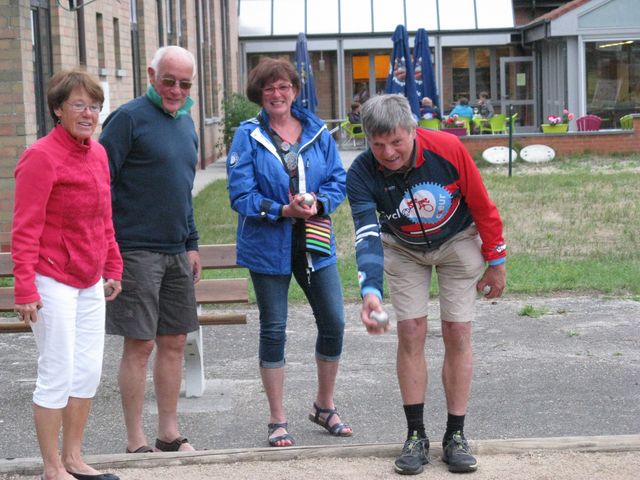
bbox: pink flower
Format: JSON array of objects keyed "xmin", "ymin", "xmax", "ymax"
[{"xmin": 547, "ymin": 108, "xmax": 574, "ymax": 125}]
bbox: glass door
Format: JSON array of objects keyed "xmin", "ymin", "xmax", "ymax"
[{"xmin": 500, "ymin": 56, "xmax": 536, "ymax": 132}]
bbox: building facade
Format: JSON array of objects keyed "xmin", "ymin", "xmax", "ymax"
[
  {"xmin": 0, "ymin": 0, "xmax": 239, "ymax": 250},
  {"xmin": 237, "ymin": 0, "xmax": 638, "ymax": 132}
]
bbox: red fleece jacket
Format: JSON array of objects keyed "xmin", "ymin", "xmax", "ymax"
[{"xmin": 11, "ymin": 125, "xmax": 123, "ymax": 304}]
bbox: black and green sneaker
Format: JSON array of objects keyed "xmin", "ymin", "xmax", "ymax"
[
  {"xmin": 394, "ymin": 432, "xmax": 429, "ymax": 475},
  {"xmin": 442, "ymin": 431, "xmax": 478, "ymax": 473}
]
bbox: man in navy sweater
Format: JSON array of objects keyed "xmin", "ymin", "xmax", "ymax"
[
  {"xmin": 347, "ymin": 94, "xmax": 506, "ymax": 475},
  {"xmin": 100, "ymin": 45, "xmax": 201, "ymax": 454}
]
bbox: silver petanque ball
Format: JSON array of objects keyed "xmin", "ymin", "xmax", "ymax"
[
  {"xmin": 301, "ymin": 193, "xmax": 314, "ymax": 206},
  {"xmin": 370, "ymin": 310, "xmax": 389, "ymax": 326}
]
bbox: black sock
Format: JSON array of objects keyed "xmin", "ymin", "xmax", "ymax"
[
  {"xmin": 444, "ymin": 413, "xmax": 465, "ymax": 442},
  {"xmin": 403, "ymin": 403, "xmax": 426, "ymax": 439}
]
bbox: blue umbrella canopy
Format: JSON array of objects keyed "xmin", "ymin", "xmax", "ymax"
[
  {"xmin": 294, "ymin": 32, "xmax": 318, "ymax": 113},
  {"xmin": 385, "ymin": 25, "xmax": 420, "ymax": 118},
  {"xmin": 413, "ymin": 28, "xmax": 440, "ymax": 111}
]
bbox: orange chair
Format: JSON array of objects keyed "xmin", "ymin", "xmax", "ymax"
[{"xmin": 576, "ymin": 114, "xmax": 602, "ymax": 131}]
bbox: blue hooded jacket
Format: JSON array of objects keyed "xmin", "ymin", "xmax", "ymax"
[{"xmin": 226, "ymin": 103, "xmax": 346, "ymax": 275}]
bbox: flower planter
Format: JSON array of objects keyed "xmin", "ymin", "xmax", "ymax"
[
  {"xmin": 541, "ymin": 123, "xmax": 569, "ymax": 133},
  {"xmin": 442, "ymin": 127, "xmax": 467, "ymax": 137}
]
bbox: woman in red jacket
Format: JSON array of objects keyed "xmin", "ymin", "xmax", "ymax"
[{"xmin": 11, "ymin": 70, "xmax": 123, "ymax": 480}]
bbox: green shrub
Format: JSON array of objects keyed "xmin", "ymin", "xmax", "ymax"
[{"xmin": 221, "ymin": 93, "xmax": 260, "ymax": 150}]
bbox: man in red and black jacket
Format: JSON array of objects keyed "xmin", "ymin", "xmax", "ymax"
[{"xmin": 347, "ymin": 94, "xmax": 506, "ymax": 476}]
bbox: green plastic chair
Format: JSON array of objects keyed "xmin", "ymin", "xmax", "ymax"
[
  {"xmin": 340, "ymin": 120, "xmax": 365, "ymax": 147},
  {"xmin": 620, "ymin": 114, "xmax": 633, "ymax": 130},
  {"xmin": 480, "ymin": 114, "xmax": 507, "ymax": 134},
  {"xmin": 418, "ymin": 118, "xmax": 441, "ymax": 130},
  {"xmin": 457, "ymin": 116, "xmax": 472, "ymax": 135}
]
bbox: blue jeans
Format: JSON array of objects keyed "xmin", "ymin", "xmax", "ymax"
[{"xmin": 250, "ymin": 257, "xmax": 345, "ymax": 369}]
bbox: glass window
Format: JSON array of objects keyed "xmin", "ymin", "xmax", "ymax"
[
  {"xmin": 406, "ymin": 0, "xmax": 438, "ymax": 31},
  {"xmin": 307, "ymin": 0, "xmax": 338, "ymax": 34},
  {"xmin": 372, "ymin": 0, "xmax": 404, "ymax": 33},
  {"xmin": 476, "ymin": 0, "xmax": 514, "ymax": 29},
  {"xmin": 586, "ymin": 40, "xmax": 640, "ymax": 126},
  {"xmin": 475, "ymin": 48, "xmax": 490, "ymax": 98},
  {"xmin": 113, "ymin": 18, "xmax": 122, "ymax": 70},
  {"xmin": 340, "ymin": 0, "xmax": 371, "ymax": 33},
  {"xmin": 452, "ymin": 48, "xmax": 470, "ymax": 101},
  {"xmin": 439, "ymin": 0, "xmax": 476, "ymax": 30},
  {"xmin": 239, "ymin": 0, "xmax": 271, "ymax": 36},
  {"xmin": 274, "ymin": 0, "xmax": 304, "ymax": 35},
  {"xmin": 96, "ymin": 13, "xmax": 105, "ymax": 70}
]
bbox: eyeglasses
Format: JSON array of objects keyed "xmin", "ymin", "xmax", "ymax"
[
  {"xmin": 160, "ymin": 77, "xmax": 193, "ymax": 90},
  {"xmin": 66, "ymin": 102, "xmax": 102, "ymax": 114},
  {"xmin": 262, "ymin": 83, "xmax": 293, "ymax": 96}
]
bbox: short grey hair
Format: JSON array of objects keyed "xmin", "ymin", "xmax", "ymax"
[
  {"xmin": 149, "ymin": 45, "xmax": 196, "ymax": 79},
  {"xmin": 361, "ymin": 94, "xmax": 417, "ymax": 138}
]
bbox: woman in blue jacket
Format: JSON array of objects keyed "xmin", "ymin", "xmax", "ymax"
[{"xmin": 227, "ymin": 58, "xmax": 351, "ymax": 446}]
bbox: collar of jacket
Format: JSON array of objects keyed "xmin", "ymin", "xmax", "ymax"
[
  {"xmin": 53, "ymin": 123, "xmax": 92, "ymax": 151},
  {"xmin": 145, "ymin": 84, "xmax": 194, "ymax": 118}
]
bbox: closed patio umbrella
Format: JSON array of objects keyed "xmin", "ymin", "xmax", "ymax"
[
  {"xmin": 385, "ymin": 24, "xmax": 420, "ymax": 118},
  {"xmin": 413, "ymin": 28, "xmax": 439, "ymax": 111},
  {"xmin": 294, "ymin": 32, "xmax": 318, "ymax": 113}
]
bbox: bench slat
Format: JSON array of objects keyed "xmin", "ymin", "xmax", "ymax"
[
  {"xmin": 0, "ymin": 321, "xmax": 30, "ymax": 333},
  {"xmin": 198, "ymin": 313, "xmax": 247, "ymax": 325},
  {"xmin": 0, "ymin": 310, "xmax": 248, "ymax": 334},
  {"xmin": 2, "ymin": 280, "xmax": 249, "ymax": 311},
  {"xmin": 0, "ymin": 287, "xmax": 12, "ymax": 311},
  {"xmin": 0, "ymin": 254, "xmax": 12, "ymax": 278},
  {"xmin": 197, "ymin": 244, "xmax": 239, "ymax": 269},
  {"xmin": 195, "ymin": 278, "xmax": 249, "ymax": 304}
]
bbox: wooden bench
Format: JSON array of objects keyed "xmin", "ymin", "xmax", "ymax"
[{"xmin": 0, "ymin": 244, "xmax": 248, "ymax": 397}]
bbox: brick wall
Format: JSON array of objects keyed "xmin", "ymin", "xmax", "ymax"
[
  {"xmin": 459, "ymin": 117, "xmax": 640, "ymax": 161},
  {"xmin": 0, "ymin": 1, "xmax": 238, "ymax": 251}
]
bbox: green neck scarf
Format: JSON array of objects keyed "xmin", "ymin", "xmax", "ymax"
[{"xmin": 146, "ymin": 84, "xmax": 194, "ymax": 119}]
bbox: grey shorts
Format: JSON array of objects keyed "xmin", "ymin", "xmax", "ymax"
[
  {"xmin": 382, "ymin": 225, "xmax": 485, "ymax": 322},
  {"xmin": 106, "ymin": 250, "xmax": 199, "ymax": 340}
]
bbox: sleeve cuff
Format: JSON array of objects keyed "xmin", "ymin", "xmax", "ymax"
[
  {"xmin": 361, "ymin": 286, "xmax": 382, "ymax": 300},
  {"xmin": 488, "ymin": 257, "xmax": 506, "ymax": 266}
]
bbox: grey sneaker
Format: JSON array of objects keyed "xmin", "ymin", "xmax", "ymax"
[
  {"xmin": 394, "ymin": 432, "xmax": 429, "ymax": 475},
  {"xmin": 442, "ymin": 431, "xmax": 478, "ymax": 473}
]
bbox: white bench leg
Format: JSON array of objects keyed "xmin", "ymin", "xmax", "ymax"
[{"xmin": 184, "ymin": 326, "xmax": 205, "ymax": 398}]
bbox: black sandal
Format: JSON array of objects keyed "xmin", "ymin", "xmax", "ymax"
[
  {"xmin": 155, "ymin": 436, "xmax": 191, "ymax": 452},
  {"xmin": 308, "ymin": 402, "xmax": 353, "ymax": 437},
  {"xmin": 268, "ymin": 422, "xmax": 294, "ymax": 447}
]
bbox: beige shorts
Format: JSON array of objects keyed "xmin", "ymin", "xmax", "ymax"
[{"xmin": 382, "ymin": 225, "xmax": 485, "ymax": 322}]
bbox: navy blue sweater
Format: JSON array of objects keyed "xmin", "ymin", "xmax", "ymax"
[{"xmin": 100, "ymin": 95, "xmax": 199, "ymax": 253}]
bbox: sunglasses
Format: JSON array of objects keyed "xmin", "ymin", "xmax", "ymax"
[{"xmin": 160, "ymin": 77, "xmax": 193, "ymax": 90}]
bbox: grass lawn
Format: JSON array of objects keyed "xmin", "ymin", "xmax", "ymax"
[{"xmin": 194, "ymin": 153, "xmax": 640, "ymax": 302}]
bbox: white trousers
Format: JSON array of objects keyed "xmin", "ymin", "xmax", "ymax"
[{"xmin": 31, "ymin": 274, "xmax": 106, "ymax": 409}]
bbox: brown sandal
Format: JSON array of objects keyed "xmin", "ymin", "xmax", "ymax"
[
  {"xmin": 126, "ymin": 445, "xmax": 154, "ymax": 453},
  {"xmin": 155, "ymin": 436, "xmax": 191, "ymax": 452}
]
